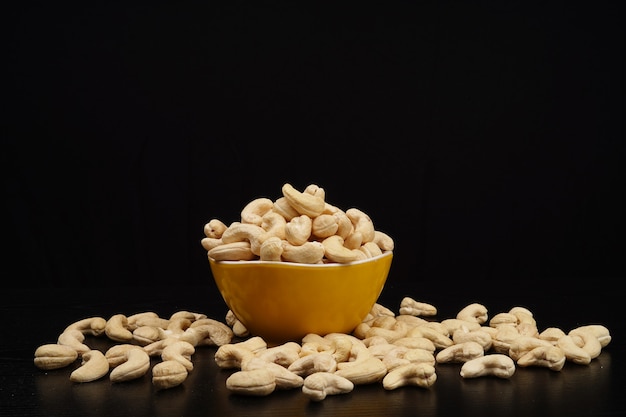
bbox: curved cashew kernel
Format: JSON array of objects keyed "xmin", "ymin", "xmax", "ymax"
[
  {"xmin": 105, "ymin": 314, "xmax": 133, "ymax": 342},
  {"xmin": 303, "ymin": 184, "xmax": 325, "ymax": 199},
  {"xmin": 369, "ymin": 302, "xmax": 396, "ymax": 319},
  {"xmin": 221, "ymin": 223, "xmax": 266, "ymax": 256},
  {"xmin": 259, "ymin": 236, "xmax": 283, "ymax": 261},
  {"xmin": 333, "ymin": 211, "xmax": 354, "ymax": 239},
  {"xmin": 460, "ymin": 354, "xmax": 516, "ymax": 379},
  {"xmin": 282, "ymin": 183, "xmax": 326, "ymax": 218},
  {"xmin": 215, "ymin": 337, "xmax": 267, "ymax": 369},
  {"xmin": 203, "ymin": 219, "xmax": 228, "ymax": 238},
  {"xmin": 152, "ymin": 360, "xmax": 188, "ymax": 390},
  {"xmin": 517, "ymin": 322, "xmax": 539, "ymax": 338},
  {"xmin": 106, "ymin": 344, "xmax": 142, "ymax": 367},
  {"xmin": 373, "ymin": 230, "xmax": 394, "ymax": 251},
  {"xmin": 440, "ymin": 319, "xmax": 482, "ymax": 335},
  {"xmin": 162, "ymin": 340, "xmax": 195, "ymax": 372},
  {"xmin": 346, "ymin": 208, "xmax": 375, "ymax": 243},
  {"xmin": 170, "ymin": 310, "xmax": 207, "ymax": 322},
  {"xmin": 281, "ymin": 240, "xmax": 325, "ymax": 264},
  {"xmin": 489, "ymin": 312, "xmax": 519, "ymax": 327},
  {"xmin": 133, "ymin": 326, "xmax": 167, "ymax": 346},
  {"xmin": 256, "ymin": 342, "xmax": 301, "ymax": 367},
  {"xmin": 181, "ymin": 323, "xmax": 234, "ymax": 347},
  {"xmin": 311, "ymin": 214, "xmax": 338, "ymax": 239},
  {"xmin": 142, "ymin": 338, "xmax": 179, "ymax": 357},
  {"xmin": 538, "ymin": 327, "xmax": 567, "ymax": 345},
  {"xmin": 70, "ymin": 350, "xmax": 110, "ymax": 383},
  {"xmin": 419, "ymin": 322, "xmax": 450, "ymax": 337},
  {"xmin": 110, "ymin": 346, "xmax": 151, "ymax": 382},
  {"xmin": 509, "ymin": 306, "xmax": 534, "ymax": 318},
  {"xmin": 208, "ymin": 241, "xmax": 256, "ymax": 261},
  {"xmin": 322, "ymin": 235, "xmax": 361, "ymax": 263},
  {"xmin": 557, "ymin": 335, "xmax": 592, "ymax": 365},
  {"xmin": 242, "ymin": 357, "xmax": 303, "ymax": 390},
  {"xmin": 568, "ymin": 328, "xmax": 602, "ymax": 359},
  {"xmin": 393, "ymin": 337, "xmax": 436, "ymax": 353},
  {"xmin": 383, "ymin": 363, "xmax": 437, "ymax": 390},
  {"xmin": 166, "ymin": 317, "xmax": 192, "ymax": 336},
  {"xmin": 335, "ymin": 356, "xmax": 388, "ymax": 385},
  {"xmin": 127, "ymin": 312, "xmax": 168, "ymax": 330},
  {"xmin": 368, "ymin": 343, "xmax": 398, "ymax": 360},
  {"xmin": 302, "ymin": 372, "xmax": 354, "ymax": 402},
  {"xmin": 365, "ymin": 323, "xmax": 409, "ymax": 344},
  {"xmin": 34, "ymin": 344, "xmax": 79, "ymax": 370},
  {"xmin": 201, "ymin": 237, "xmax": 223, "ymax": 251},
  {"xmin": 300, "ymin": 333, "xmax": 333, "ymax": 356},
  {"xmin": 343, "ymin": 231, "xmax": 363, "ymax": 250},
  {"xmin": 272, "ymin": 197, "xmax": 299, "ymax": 221},
  {"xmin": 572, "ymin": 324, "xmax": 611, "ymax": 348},
  {"xmin": 508, "ymin": 336, "xmax": 554, "ymax": 361},
  {"xmin": 436, "ymin": 341, "xmax": 485, "ymax": 363},
  {"xmin": 491, "ymin": 324, "xmax": 521, "ymax": 354},
  {"xmin": 327, "ymin": 335, "xmax": 353, "ymax": 363},
  {"xmin": 359, "ymin": 241, "xmax": 383, "ymax": 258},
  {"xmin": 58, "ymin": 329, "xmax": 90, "ymax": 355},
  {"xmin": 457, "ymin": 303, "xmax": 489, "ymax": 324},
  {"xmin": 285, "ymin": 215, "xmax": 312, "ymax": 246},
  {"xmin": 517, "ymin": 346, "xmax": 566, "ymax": 371},
  {"xmin": 64, "ymin": 317, "xmax": 107, "ymax": 336},
  {"xmin": 241, "ymin": 197, "xmax": 274, "ymax": 226},
  {"xmin": 452, "ymin": 328, "xmax": 492, "ymax": 351},
  {"xmin": 399, "ymin": 297, "xmax": 437, "ymax": 317},
  {"xmin": 226, "ymin": 368, "xmax": 276, "ymax": 396},
  {"xmin": 260, "ymin": 211, "xmax": 287, "ymax": 240},
  {"xmin": 395, "ymin": 314, "xmax": 429, "ymax": 328},
  {"xmin": 406, "ymin": 326, "xmax": 453, "ymax": 349},
  {"xmin": 287, "ymin": 352, "xmax": 337, "ymax": 377}
]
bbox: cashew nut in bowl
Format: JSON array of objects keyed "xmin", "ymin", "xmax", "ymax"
[{"xmin": 281, "ymin": 183, "xmax": 325, "ymax": 218}]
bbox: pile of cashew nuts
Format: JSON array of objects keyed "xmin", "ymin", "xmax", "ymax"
[
  {"xmin": 201, "ymin": 183, "xmax": 394, "ymax": 263},
  {"xmin": 34, "ymin": 298, "xmax": 611, "ymax": 400}
]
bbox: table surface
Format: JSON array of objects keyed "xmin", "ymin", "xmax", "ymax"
[{"xmin": 2, "ymin": 285, "xmax": 623, "ymax": 417}]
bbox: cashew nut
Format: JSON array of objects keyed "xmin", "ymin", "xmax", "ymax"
[
  {"xmin": 285, "ymin": 215, "xmax": 312, "ymax": 246},
  {"xmin": 436, "ymin": 341, "xmax": 485, "ymax": 363},
  {"xmin": 241, "ymin": 356, "xmax": 303, "ymax": 390},
  {"xmin": 70, "ymin": 350, "xmax": 110, "ymax": 383},
  {"xmin": 302, "ymin": 372, "xmax": 354, "ymax": 401},
  {"xmin": 335, "ymin": 356, "xmax": 388, "ymax": 385},
  {"xmin": 34, "ymin": 344, "xmax": 79, "ymax": 370},
  {"xmin": 57, "ymin": 329, "xmax": 90, "ymax": 356},
  {"xmin": 557, "ymin": 335, "xmax": 592, "ymax": 365},
  {"xmin": 399, "ymin": 297, "xmax": 437, "ymax": 317},
  {"xmin": 240, "ymin": 197, "xmax": 274, "ymax": 226},
  {"xmin": 281, "ymin": 183, "xmax": 325, "ymax": 218},
  {"xmin": 152, "ymin": 360, "xmax": 188, "ymax": 390},
  {"xmin": 259, "ymin": 236, "xmax": 284, "ymax": 261},
  {"xmin": 203, "ymin": 219, "xmax": 228, "ymax": 238},
  {"xmin": 64, "ymin": 317, "xmax": 107, "ymax": 336},
  {"xmin": 322, "ymin": 235, "xmax": 361, "ymax": 263},
  {"xmin": 516, "ymin": 345, "xmax": 566, "ymax": 371},
  {"xmin": 460, "ymin": 354, "xmax": 516, "ymax": 379},
  {"xmin": 109, "ymin": 346, "xmax": 151, "ymax": 382},
  {"xmin": 382, "ymin": 363, "xmax": 437, "ymax": 390},
  {"xmin": 311, "ymin": 214, "xmax": 339, "ymax": 239},
  {"xmin": 161, "ymin": 340, "xmax": 195, "ymax": 372},
  {"xmin": 208, "ymin": 241, "xmax": 256, "ymax": 261},
  {"xmin": 226, "ymin": 368, "xmax": 276, "ymax": 396},
  {"xmin": 456, "ymin": 303, "xmax": 489, "ymax": 324},
  {"xmin": 287, "ymin": 352, "xmax": 337, "ymax": 377},
  {"xmin": 281, "ymin": 240, "xmax": 325, "ymax": 264},
  {"xmin": 105, "ymin": 314, "xmax": 133, "ymax": 342},
  {"xmin": 221, "ymin": 222, "xmax": 266, "ymax": 256},
  {"xmin": 346, "ymin": 208, "xmax": 375, "ymax": 243}
]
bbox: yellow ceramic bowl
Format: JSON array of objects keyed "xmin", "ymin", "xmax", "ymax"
[{"xmin": 209, "ymin": 251, "xmax": 393, "ymax": 345}]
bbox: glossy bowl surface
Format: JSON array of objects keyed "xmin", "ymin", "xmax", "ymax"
[{"xmin": 209, "ymin": 251, "xmax": 392, "ymax": 345}]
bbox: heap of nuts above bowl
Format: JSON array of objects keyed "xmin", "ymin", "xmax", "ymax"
[{"xmin": 201, "ymin": 183, "xmax": 394, "ymax": 264}]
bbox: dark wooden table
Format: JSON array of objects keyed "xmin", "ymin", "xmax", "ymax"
[{"xmin": 2, "ymin": 284, "xmax": 623, "ymax": 417}]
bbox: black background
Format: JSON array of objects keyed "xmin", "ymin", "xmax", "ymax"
[{"xmin": 3, "ymin": 2, "xmax": 624, "ymax": 293}]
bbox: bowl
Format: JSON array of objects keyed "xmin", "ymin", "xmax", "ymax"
[{"xmin": 209, "ymin": 251, "xmax": 393, "ymax": 345}]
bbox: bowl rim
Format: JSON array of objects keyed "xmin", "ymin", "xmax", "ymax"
[{"xmin": 209, "ymin": 250, "xmax": 392, "ymax": 267}]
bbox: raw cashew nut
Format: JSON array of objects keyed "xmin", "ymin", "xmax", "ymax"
[
  {"xmin": 382, "ymin": 363, "xmax": 437, "ymax": 390},
  {"xmin": 399, "ymin": 297, "xmax": 437, "ymax": 317},
  {"xmin": 372, "ymin": 230, "xmax": 394, "ymax": 251},
  {"xmin": 57, "ymin": 329, "xmax": 90, "ymax": 356},
  {"xmin": 302, "ymin": 372, "xmax": 354, "ymax": 401},
  {"xmin": 260, "ymin": 211, "xmax": 287, "ymax": 240},
  {"xmin": 152, "ymin": 360, "xmax": 188, "ymax": 390},
  {"xmin": 226, "ymin": 368, "xmax": 276, "ymax": 396},
  {"xmin": 287, "ymin": 352, "xmax": 338, "ymax": 377},
  {"xmin": 568, "ymin": 328, "xmax": 602, "ymax": 359},
  {"xmin": 208, "ymin": 241, "xmax": 256, "ymax": 261},
  {"xmin": 516, "ymin": 346, "xmax": 566, "ymax": 371},
  {"xmin": 285, "ymin": 215, "xmax": 312, "ymax": 246},
  {"xmin": 311, "ymin": 214, "xmax": 339, "ymax": 238},
  {"xmin": 571, "ymin": 324, "xmax": 611, "ymax": 348},
  {"xmin": 346, "ymin": 208, "xmax": 375, "ymax": 243},
  {"xmin": 333, "ymin": 211, "xmax": 354, "ymax": 239},
  {"xmin": 240, "ymin": 198, "xmax": 274, "ymax": 226},
  {"xmin": 436, "ymin": 341, "xmax": 485, "ymax": 363},
  {"xmin": 221, "ymin": 223, "xmax": 266, "ymax": 256},
  {"xmin": 259, "ymin": 236, "xmax": 283, "ymax": 261},
  {"xmin": 557, "ymin": 335, "xmax": 592, "ymax": 365},
  {"xmin": 281, "ymin": 240, "xmax": 325, "ymax": 264},
  {"xmin": 241, "ymin": 357, "xmax": 303, "ymax": 390},
  {"xmin": 334, "ymin": 356, "xmax": 388, "ymax": 385},
  {"xmin": 281, "ymin": 183, "xmax": 325, "ymax": 218},
  {"xmin": 109, "ymin": 346, "xmax": 151, "ymax": 382},
  {"xmin": 203, "ymin": 219, "xmax": 228, "ymax": 238},
  {"xmin": 322, "ymin": 235, "xmax": 361, "ymax": 263},
  {"xmin": 34, "ymin": 344, "xmax": 79, "ymax": 370},
  {"xmin": 457, "ymin": 303, "xmax": 489, "ymax": 324},
  {"xmin": 64, "ymin": 317, "xmax": 107, "ymax": 336},
  {"xmin": 162, "ymin": 340, "xmax": 195, "ymax": 372},
  {"xmin": 460, "ymin": 354, "xmax": 516, "ymax": 379},
  {"xmin": 272, "ymin": 197, "xmax": 299, "ymax": 221},
  {"xmin": 105, "ymin": 314, "xmax": 133, "ymax": 342},
  {"xmin": 70, "ymin": 350, "xmax": 110, "ymax": 383}
]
